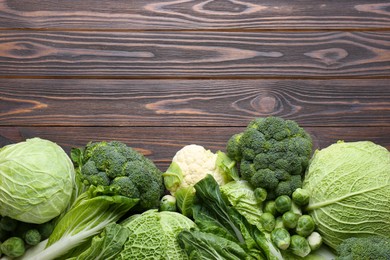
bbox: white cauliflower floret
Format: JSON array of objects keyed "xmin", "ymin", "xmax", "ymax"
[
  {"xmin": 171, "ymin": 144, "xmax": 226, "ymax": 193},
  {"xmin": 163, "ymin": 144, "xmax": 237, "ymax": 196}
]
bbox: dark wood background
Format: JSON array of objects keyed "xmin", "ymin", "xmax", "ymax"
[{"xmin": 1, "ymin": 0, "xmax": 389, "ymax": 170}]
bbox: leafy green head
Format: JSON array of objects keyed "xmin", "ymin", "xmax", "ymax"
[
  {"xmin": 304, "ymin": 141, "xmax": 390, "ymax": 249},
  {"xmin": 0, "ymin": 138, "xmax": 75, "ymax": 224}
]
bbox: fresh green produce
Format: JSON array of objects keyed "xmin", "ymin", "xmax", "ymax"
[
  {"xmin": 271, "ymin": 228, "xmax": 290, "ymax": 250},
  {"xmin": 292, "ymin": 188, "xmax": 310, "ymax": 207},
  {"xmin": 220, "ymin": 180, "xmax": 265, "ymax": 227},
  {"xmin": 1, "ymin": 237, "xmax": 25, "ymax": 258},
  {"xmin": 23, "ymin": 229, "xmax": 41, "ymax": 246},
  {"xmin": 226, "ymin": 116, "xmax": 313, "ymax": 199},
  {"xmin": 178, "ymin": 229, "xmax": 252, "ymax": 259},
  {"xmin": 289, "ymin": 235, "xmax": 311, "ymax": 257},
  {"xmin": 178, "ymin": 174, "xmax": 281, "ymax": 260},
  {"xmin": 336, "ymin": 236, "xmax": 390, "ymax": 260},
  {"xmin": 0, "ymin": 137, "xmax": 75, "ymax": 224},
  {"xmin": 116, "ymin": 209, "xmax": 196, "ymax": 260},
  {"xmin": 296, "ymin": 215, "xmax": 315, "ymax": 237},
  {"xmin": 274, "ymin": 195, "xmax": 292, "ymax": 214},
  {"xmin": 66, "ymin": 223, "xmax": 130, "ymax": 260},
  {"xmin": 20, "ymin": 185, "xmax": 139, "ymax": 260},
  {"xmin": 217, "ymin": 176, "xmax": 322, "ymax": 259},
  {"xmin": 303, "ymin": 140, "xmax": 390, "ymax": 249},
  {"xmin": 159, "ymin": 194, "xmax": 177, "ymax": 212},
  {"xmin": 163, "ymin": 144, "xmax": 238, "ymax": 216},
  {"xmin": 71, "ymin": 140, "xmax": 165, "ymax": 211}
]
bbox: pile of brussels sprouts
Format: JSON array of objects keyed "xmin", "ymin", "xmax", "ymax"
[
  {"xmin": 260, "ymin": 188, "xmax": 322, "ymax": 257},
  {"xmin": 0, "ymin": 216, "xmax": 55, "ymax": 257}
]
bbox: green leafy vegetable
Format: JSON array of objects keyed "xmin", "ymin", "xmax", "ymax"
[
  {"xmin": 117, "ymin": 209, "xmax": 196, "ymax": 260},
  {"xmin": 20, "ymin": 185, "xmax": 139, "ymax": 260},
  {"xmin": 220, "ymin": 180, "xmax": 264, "ymax": 228},
  {"xmin": 178, "ymin": 229, "xmax": 252, "ymax": 260},
  {"xmin": 303, "ymin": 141, "xmax": 390, "ymax": 249},
  {"xmin": 0, "ymin": 138, "xmax": 75, "ymax": 224},
  {"xmin": 67, "ymin": 223, "xmax": 130, "ymax": 260}
]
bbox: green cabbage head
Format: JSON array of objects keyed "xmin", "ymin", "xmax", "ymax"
[
  {"xmin": 117, "ymin": 209, "xmax": 196, "ymax": 259},
  {"xmin": 0, "ymin": 138, "xmax": 75, "ymax": 224},
  {"xmin": 303, "ymin": 141, "xmax": 390, "ymax": 249}
]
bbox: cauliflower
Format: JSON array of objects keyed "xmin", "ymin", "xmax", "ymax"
[{"xmin": 163, "ymin": 144, "xmax": 238, "ymax": 217}]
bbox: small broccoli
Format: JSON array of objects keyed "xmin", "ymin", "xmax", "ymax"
[
  {"xmin": 71, "ymin": 141, "xmax": 165, "ymax": 212},
  {"xmin": 336, "ymin": 236, "xmax": 390, "ymax": 260},
  {"xmin": 227, "ymin": 117, "xmax": 312, "ymax": 199}
]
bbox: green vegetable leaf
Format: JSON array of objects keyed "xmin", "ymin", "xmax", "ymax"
[
  {"xmin": 178, "ymin": 229, "xmax": 252, "ymax": 260},
  {"xmin": 162, "ymin": 161, "xmax": 183, "ymax": 192},
  {"xmin": 220, "ymin": 180, "xmax": 263, "ymax": 229},
  {"xmin": 20, "ymin": 185, "xmax": 139, "ymax": 260},
  {"xmin": 175, "ymin": 186, "xmax": 195, "ymax": 217},
  {"xmin": 215, "ymin": 150, "xmax": 239, "ymax": 181},
  {"xmin": 193, "ymin": 175, "xmax": 245, "ymax": 244},
  {"xmin": 66, "ymin": 223, "xmax": 130, "ymax": 260}
]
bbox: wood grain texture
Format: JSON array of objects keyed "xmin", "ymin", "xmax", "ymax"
[
  {"xmin": 0, "ymin": 0, "xmax": 389, "ymax": 30},
  {"xmin": 1, "ymin": 79, "xmax": 389, "ymax": 127},
  {"xmin": 0, "ymin": 31, "xmax": 389, "ymax": 78},
  {"xmin": 0, "ymin": 126, "xmax": 389, "ymax": 170}
]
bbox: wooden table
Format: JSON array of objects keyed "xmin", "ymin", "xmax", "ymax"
[{"xmin": 0, "ymin": 1, "xmax": 389, "ymax": 170}]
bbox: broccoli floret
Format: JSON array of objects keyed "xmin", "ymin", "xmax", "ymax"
[
  {"xmin": 337, "ymin": 236, "xmax": 390, "ymax": 260},
  {"xmin": 226, "ymin": 133, "xmax": 243, "ymax": 161},
  {"xmin": 109, "ymin": 176, "xmax": 140, "ymax": 198},
  {"xmin": 226, "ymin": 117, "xmax": 312, "ymax": 198},
  {"xmin": 124, "ymin": 160, "xmax": 164, "ymax": 210},
  {"xmin": 72, "ymin": 141, "xmax": 164, "ymax": 212}
]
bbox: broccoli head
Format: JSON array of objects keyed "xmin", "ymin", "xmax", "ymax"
[
  {"xmin": 336, "ymin": 236, "xmax": 390, "ymax": 260},
  {"xmin": 227, "ymin": 117, "xmax": 312, "ymax": 199},
  {"xmin": 71, "ymin": 141, "xmax": 164, "ymax": 211}
]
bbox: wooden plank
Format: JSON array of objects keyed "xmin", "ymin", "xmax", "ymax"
[
  {"xmin": 1, "ymin": 79, "xmax": 389, "ymax": 127},
  {"xmin": 0, "ymin": 126, "xmax": 389, "ymax": 170},
  {"xmin": 0, "ymin": 31, "xmax": 389, "ymax": 78},
  {"xmin": 0, "ymin": 0, "xmax": 389, "ymax": 30}
]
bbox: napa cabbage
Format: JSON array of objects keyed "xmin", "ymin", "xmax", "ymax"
[{"xmin": 303, "ymin": 141, "xmax": 390, "ymax": 249}]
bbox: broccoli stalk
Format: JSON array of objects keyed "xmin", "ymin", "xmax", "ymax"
[{"xmin": 227, "ymin": 116, "xmax": 313, "ymax": 199}]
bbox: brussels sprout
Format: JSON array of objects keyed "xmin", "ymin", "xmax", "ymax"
[
  {"xmin": 271, "ymin": 228, "xmax": 291, "ymax": 250},
  {"xmin": 275, "ymin": 195, "xmax": 292, "ymax": 214},
  {"xmin": 24, "ymin": 229, "xmax": 41, "ymax": 246},
  {"xmin": 254, "ymin": 187, "xmax": 267, "ymax": 203},
  {"xmin": 274, "ymin": 216, "xmax": 284, "ymax": 229},
  {"xmin": 282, "ymin": 211, "xmax": 299, "ymax": 229},
  {"xmin": 264, "ymin": 201, "xmax": 277, "ymax": 215},
  {"xmin": 292, "ymin": 188, "xmax": 310, "ymax": 207},
  {"xmin": 1, "ymin": 237, "xmax": 25, "ymax": 258},
  {"xmin": 289, "ymin": 235, "xmax": 311, "ymax": 257},
  {"xmin": 296, "ymin": 215, "xmax": 316, "ymax": 237},
  {"xmin": 159, "ymin": 195, "xmax": 177, "ymax": 212},
  {"xmin": 260, "ymin": 212, "xmax": 276, "ymax": 232},
  {"xmin": 307, "ymin": 231, "xmax": 322, "ymax": 251}
]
